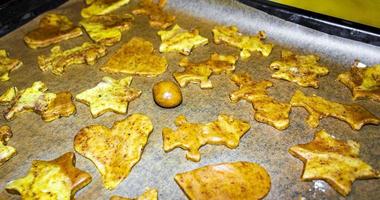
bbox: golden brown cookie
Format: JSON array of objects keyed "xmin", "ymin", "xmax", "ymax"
[
  {"xmin": 175, "ymin": 161, "xmax": 271, "ymax": 200},
  {"xmin": 74, "ymin": 114, "xmax": 153, "ymax": 190},
  {"xmin": 230, "ymin": 73, "xmax": 291, "ymax": 130},
  {"xmin": 39, "ymin": 92, "xmax": 76, "ymax": 122},
  {"xmin": 289, "ymin": 130, "xmax": 380, "ymax": 196},
  {"xmin": 5, "ymin": 152, "xmax": 92, "ymax": 199},
  {"xmin": 76, "ymin": 76, "xmax": 142, "ymax": 118},
  {"xmin": 0, "ymin": 87, "xmax": 18, "ymax": 105},
  {"xmin": 0, "ymin": 50, "xmax": 22, "ymax": 82},
  {"xmin": 80, "ymin": 13, "xmax": 134, "ymax": 46},
  {"xmin": 110, "ymin": 188, "xmax": 158, "ymax": 200},
  {"xmin": 337, "ymin": 61, "xmax": 380, "ymax": 102},
  {"xmin": 101, "ymin": 37, "xmax": 167, "ymax": 76},
  {"xmin": 132, "ymin": 0, "xmax": 175, "ymax": 29},
  {"xmin": 269, "ymin": 50, "xmax": 329, "ymax": 88},
  {"xmin": 38, "ymin": 42, "xmax": 107, "ymax": 76},
  {"xmin": 162, "ymin": 114, "xmax": 250, "ymax": 162},
  {"xmin": 158, "ymin": 24, "xmax": 208, "ymax": 55},
  {"xmin": 290, "ymin": 90, "xmax": 380, "ymax": 130},
  {"xmin": 3, "ymin": 81, "xmax": 76, "ymax": 122},
  {"xmin": 24, "ymin": 14, "xmax": 82, "ymax": 49},
  {"xmin": 0, "ymin": 125, "xmax": 16, "ymax": 166},
  {"xmin": 173, "ymin": 53, "xmax": 237, "ymax": 88},
  {"xmin": 212, "ymin": 25, "xmax": 273, "ymax": 60},
  {"xmin": 81, "ymin": 0, "xmax": 131, "ymax": 18}
]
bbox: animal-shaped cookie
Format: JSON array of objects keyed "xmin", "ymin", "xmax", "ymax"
[
  {"xmin": 0, "ymin": 50, "xmax": 22, "ymax": 81},
  {"xmin": 269, "ymin": 50, "xmax": 329, "ymax": 88},
  {"xmin": 338, "ymin": 61, "xmax": 380, "ymax": 102},
  {"xmin": 212, "ymin": 25, "xmax": 273, "ymax": 60},
  {"xmin": 173, "ymin": 53, "xmax": 237, "ymax": 88},
  {"xmin": 38, "ymin": 42, "xmax": 107, "ymax": 75},
  {"xmin": 290, "ymin": 90, "xmax": 380, "ymax": 130},
  {"xmin": 101, "ymin": 37, "xmax": 167, "ymax": 76},
  {"xmin": 289, "ymin": 130, "xmax": 380, "ymax": 196},
  {"xmin": 76, "ymin": 76, "xmax": 142, "ymax": 118},
  {"xmin": 74, "ymin": 114, "xmax": 153, "ymax": 189},
  {"xmin": 162, "ymin": 114, "xmax": 250, "ymax": 162},
  {"xmin": 3, "ymin": 81, "xmax": 76, "ymax": 122},
  {"xmin": 0, "ymin": 125, "xmax": 16, "ymax": 166},
  {"xmin": 175, "ymin": 161, "xmax": 271, "ymax": 200},
  {"xmin": 80, "ymin": 14, "xmax": 134, "ymax": 46},
  {"xmin": 81, "ymin": 0, "xmax": 130, "ymax": 18},
  {"xmin": 5, "ymin": 152, "xmax": 92, "ymax": 199},
  {"xmin": 230, "ymin": 73, "xmax": 291, "ymax": 130},
  {"xmin": 158, "ymin": 24, "xmax": 208, "ymax": 55},
  {"xmin": 24, "ymin": 14, "xmax": 82, "ymax": 49},
  {"xmin": 132, "ymin": 0, "xmax": 175, "ymax": 29}
]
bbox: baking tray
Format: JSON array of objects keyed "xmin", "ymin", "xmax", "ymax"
[{"xmin": 0, "ymin": 0, "xmax": 379, "ymax": 199}]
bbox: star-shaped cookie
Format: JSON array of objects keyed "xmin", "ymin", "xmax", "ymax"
[
  {"xmin": 289, "ymin": 130, "xmax": 380, "ymax": 196},
  {"xmin": 74, "ymin": 114, "xmax": 153, "ymax": 189},
  {"xmin": 158, "ymin": 24, "xmax": 208, "ymax": 55},
  {"xmin": 6, "ymin": 152, "xmax": 92, "ymax": 199},
  {"xmin": 76, "ymin": 76, "xmax": 142, "ymax": 118},
  {"xmin": 269, "ymin": 50, "xmax": 329, "ymax": 88},
  {"xmin": 338, "ymin": 61, "xmax": 380, "ymax": 102},
  {"xmin": 0, "ymin": 50, "xmax": 22, "ymax": 82}
]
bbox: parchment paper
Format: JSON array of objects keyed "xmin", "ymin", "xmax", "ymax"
[{"xmin": 0, "ymin": 0, "xmax": 379, "ymax": 199}]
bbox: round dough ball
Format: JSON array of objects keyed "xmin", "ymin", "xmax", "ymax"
[{"xmin": 153, "ymin": 81, "xmax": 182, "ymax": 108}]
